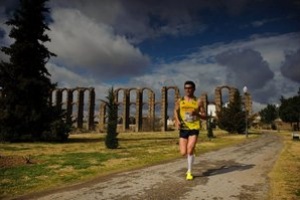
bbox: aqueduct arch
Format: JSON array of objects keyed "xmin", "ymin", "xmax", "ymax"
[
  {"xmin": 109, "ymin": 87, "xmax": 157, "ymax": 132},
  {"xmin": 215, "ymin": 86, "xmax": 238, "ymax": 114},
  {"xmin": 0, "ymin": 85, "xmax": 252, "ymax": 132},
  {"xmin": 161, "ymin": 86, "xmax": 180, "ymax": 131},
  {"xmin": 51, "ymin": 87, "xmax": 95, "ymax": 130},
  {"xmin": 214, "ymin": 85, "xmax": 252, "ymax": 116}
]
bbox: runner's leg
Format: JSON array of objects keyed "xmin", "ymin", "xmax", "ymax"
[
  {"xmin": 187, "ymin": 135, "xmax": 198, "ymax": 173},
  {"xmin": 179, "ymin": 138, "xmax": 188, "ymax": 156}
]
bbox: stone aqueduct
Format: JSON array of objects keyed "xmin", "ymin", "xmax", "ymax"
[{"xmin": 49, "ymin": 85, "xmax": 252, "ymax": 132}]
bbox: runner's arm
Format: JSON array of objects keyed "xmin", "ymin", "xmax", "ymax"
[{"xmin": 174, "ymin": 99, "xmax": 181, "ymax": 129}]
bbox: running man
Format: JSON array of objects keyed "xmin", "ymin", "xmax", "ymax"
[{"xmin": 174, "ymin": 80, "xmax": 206, "ymax": 180}]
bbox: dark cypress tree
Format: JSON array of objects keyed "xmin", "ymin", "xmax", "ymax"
[
  {"xmin": 102, "ymin": 87, "xmax": 119, "ymax": 149},
  {"xmin": 0, "ymin": 0, "xmax": 70, "ymax": 142},
  {"xmin": 217, "ymin": 90, "xmax": 246, "ymax": 134}
]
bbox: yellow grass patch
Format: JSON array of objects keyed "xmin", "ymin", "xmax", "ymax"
[{"xmin": 268, "ymin": 131, "xmax": 300, "ymax": 200}]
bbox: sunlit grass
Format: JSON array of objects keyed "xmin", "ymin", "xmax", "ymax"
[
  {"xmin": 268, "ymin": 131, "xmax": 300, "ymax": 200},
  {"xmin": 1, "ymin": 130, "xmax": 259, "ymax": 199}
]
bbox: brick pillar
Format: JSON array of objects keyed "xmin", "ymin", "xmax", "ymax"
[
  {"xmin": 88, "ymin": 88, "xmax": 95, "ymax": 131},
  {"xmin": 135, "ymin": 89, "xmax": 142, "ymax": 132},
  {"xmin": 66, "ymin": 89, "xmax": 73, "ymax": 125},
  {"xmin": 99, "ymin": 103, "xmax": 106, "ymax": 132},
  {"xmin": 200, "ymin": 92, "xmax": 208, "ymax": 130},
  {"xmin": 161, "ymin": 87, "xmax": 167, "ymax": 132},
  {"xmin": 229, "ymin": 88, "xmax": 237, "ymax": 103},
  {"xmin": 245, "ymin": 92, "xmax": 252, "ymax": 116},
  {"xmin": 149, "ymin": 91, "xmax": 155, "ymax": 131},
  {"xmin": 122, "ymin": 89, "xmax": 129, "ymax": 131},
  {"xmin": 200, "ymin": 93, "xmax": 208, "ymax": 114},
  {"xmin": 174, "ymin": 87, "xmax": 180, "ymax": 101},
  {"xmin": 77, "ymin": 89, "xmax": 84, "ymax": 129},
  {"xmin": 215, "ymin": 87, "xmax": 222, "ymax": 115},
  {"xmin": 114, "ymin": 89, "xmax": 121, "ymax": 130}
]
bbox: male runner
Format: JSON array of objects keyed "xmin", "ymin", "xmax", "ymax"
[{"xmin": 174, "ymin": 80, "xmax": 206, "ymax": 180}]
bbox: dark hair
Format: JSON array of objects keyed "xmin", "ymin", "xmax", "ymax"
[{"xmin": 184, "ymin": 80, "xmax": 195, "ymax": 89}]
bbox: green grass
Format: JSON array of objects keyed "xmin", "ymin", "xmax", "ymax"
[{"xmin": 0, "ymin": 130, "xmax": 258, "ymax": 199}]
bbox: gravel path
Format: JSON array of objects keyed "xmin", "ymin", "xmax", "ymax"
[{"xmin": 15, "ymin": 133, "xmax": 283, "ymax": 200}]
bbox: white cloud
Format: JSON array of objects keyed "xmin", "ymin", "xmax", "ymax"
[
  {"xmin": 1, "ymin": 1, "xmax": 299, "ymax": 115},
  {"xmin": 46, "ymin": 62, "xmax": 109, "ymax": 101},
  {"xmin": 47, "ymin": 63, "xmax": 95, "ymax": 88},
  {"xmin": 45, "ymin": 32, "xmax": 300, "ymax": 114},
  {"xmin": 127, "ymin": 32, "xmax": 300, "ymax": 113},
  {"xmin": 47, "ymin": 8, "xmax": 150, "ymax": 80}
]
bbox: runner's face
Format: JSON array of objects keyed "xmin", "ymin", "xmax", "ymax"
[{"xmin": 184, "ymin": 84, "xmax": 195, "ymax": 97}]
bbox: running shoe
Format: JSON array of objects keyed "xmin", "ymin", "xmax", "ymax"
[{"xmin": 186, "ymin": 172, "xmax": 193, "ymax": 180}]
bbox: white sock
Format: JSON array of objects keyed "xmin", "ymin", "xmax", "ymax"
[{"xmin": 187, "ymin": 154, "xmax": 194, "ymax": 173}]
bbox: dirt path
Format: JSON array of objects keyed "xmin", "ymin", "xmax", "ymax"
[{"xmin": 15, "ymin": 133, "xmax": 283, "ymax": 200}]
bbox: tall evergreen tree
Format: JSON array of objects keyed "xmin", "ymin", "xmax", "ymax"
[
  {"xmin": 217, "ymin": 90, "xmax": 246, "ymax": 134},
  {"xmin": 102, "ymin": 87, "xmax": 119, "ymax": 149},
  {"xmin": 0, "ymin": 0, "xmax": 69, "ymax": 142}
]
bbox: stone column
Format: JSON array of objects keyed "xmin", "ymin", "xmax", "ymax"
[
  {"xmin": 99, "ymin": 102, "xmax": 106, "ymax": 132},
  {"xmin": 135, "ymin": 89, "xmax": 142, "ymax": 132},
  {"xmin": 214, "ymin": 87, "xmax": 222, "ymax": 114},
  {"xmin": 174, "ymin": 87, "xmax": 180, "ymax": 101},
  {"xmin": 200, "ymin": 92, "xmax": 208, "ymax": 130},
  {"xmin": 229, "ymin": 88, "xmax": 237, "ymax": 103},
  {"xmin": 149, "ymin": 92, "xmax": 155, "ymax": 131},
  {"xmin": 161, "ymin": 87, "xmax": 168, "ymax": 132},
  {"xmin": 88, "ymin": 88, "xmax": 95, "ymax": 131},
  {"xmin": 122, "ymin": 89, "xmax": 130, "ymax": 131},
  {"xmin": 66, "ymin": 89, "xmax": 73, "ymax": 125},
  {"xmin": 77, "ymin": 89, "xmax": 84, "ymax": 129},
  {"xmin": 200, "ymin": 93, "xmax": 208, "ymax": 114},
  {"xmin": 245, "ymin": 92, "xmax": 252, "ymax": 116}
]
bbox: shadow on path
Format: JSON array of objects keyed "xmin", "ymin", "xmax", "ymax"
[{"xmin": 194, "ymin": 163, "xmax": 255, "ymax": 178}]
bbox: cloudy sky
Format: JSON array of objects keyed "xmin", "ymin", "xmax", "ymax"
[{"xmin": 0, "ymin": 0, "xmax": 300, "ymax": 113}]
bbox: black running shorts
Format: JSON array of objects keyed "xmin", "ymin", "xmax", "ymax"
[{"xmin": 179, "ymin": 129, "xmax": 199, "ymax": 139}]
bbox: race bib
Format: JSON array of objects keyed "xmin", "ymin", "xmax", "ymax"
[{"xmin": 184, "ymin": 112, "xmax": 195, "ymax": 122}]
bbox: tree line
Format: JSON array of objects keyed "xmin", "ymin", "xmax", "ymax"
[
  {"xmin": 259, "ymin": 88, "xmax": 300, "ymax": 131},
  {"xmin": 216, "ymin": 88, "xmax": 300, "ymax": 133}
]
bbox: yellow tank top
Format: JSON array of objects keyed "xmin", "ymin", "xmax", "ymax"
[{"xmin": 179, "ymin": 97, "xmax": 200, "ymax": 130}]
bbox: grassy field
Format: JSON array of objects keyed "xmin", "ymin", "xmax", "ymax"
[
  {"xmin": 2, "ymin": 130, "xmax": 298, "ymax": 199},
  {"xmin": 1, "ymin": 130, "xmax": 256, "ymax": 199},
  {"xmin": 268, "ymin": 131, "xmax": 300, "ymax": 200}
]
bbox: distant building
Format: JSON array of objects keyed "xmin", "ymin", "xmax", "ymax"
[{"xmin": 207, "ymin": 104, "xmax": 216, "ymax": 117}]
